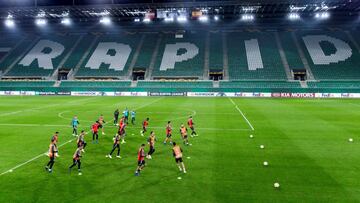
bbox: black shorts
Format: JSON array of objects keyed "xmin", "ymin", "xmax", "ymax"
[
  {"xmin": 166, "ymin": 133, "xmax": 172, "ymax": 138},
  {"xmin": 49, "ymin": 156, "xmax": 55, "ymax": 161},
  {"xmin": 175, "ymin": 157, "xmax": 183, "ymax": 163},
  {"xmin": 138, "ymin": 160, "xmax": 145, "ymax": 166},
  {"xmin": 73, "ymin": 158, "xmax": 80, "ymax": 164},
  {"xmin": 183, "ymin": 135, "xmax": 188, "ymax": 139},
  {"xmin": 142, "ymin": 127, "xmax": 147, "ymax": 132},
  {"xmin": 98, "ymin": 125, "xmax": 103, "ymax": 129}
]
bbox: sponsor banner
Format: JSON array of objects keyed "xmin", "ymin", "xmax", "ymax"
[
  {"xmin": 149, "ymin": 92, "xmax": 185, "ymax": 96},
  {"xmin": 20, "ymin": 91, "xmax": 36, "ymax": 96},
  {"xmin": 57, "ymin": 91, "xmax": 71, "ymax": 96},
  {"xmin": 36, "ymin": 92, "xmax": 57, "ymax": 96},
  {"xmin": 102, "ymin": 92, "xmax": 115, "ymax": 96},
  {"xmin": 349, "ymin": 93, "xmax": 360, "ymax": 98},
  {"xmin": 187, "ymin": 92, "xmax": 220, "ymax": 97},
  {"xmin": 114, "ymin": 92, "xmax": 148, "ymax": 96},
  {"xmin": 271, "ymin": 93, "xmax": 315, "ymax": 98},
  {"xmin": 233, "ymin": 92, "xmax": 272, "ymax": 97},
  {"xmin": 315, "ymin": 93, "xmax": 342, "ymax": 98},
  {"xmin": 71, "ymin": 91, "xmax": 102, "ymax": 96},
  {"xmin": 3, "ymin": 91, "xmax": 21, "ymax": 95}
]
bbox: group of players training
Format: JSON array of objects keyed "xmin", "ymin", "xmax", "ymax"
[{"xmin": 45, "ymin": 108, "xmax": 198, "ymax": 176}]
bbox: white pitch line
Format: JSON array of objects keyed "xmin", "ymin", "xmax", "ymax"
[
  {"xmin": 228, "ymin": 97, "xmax": 255, "ymax": 131},
  {"xmin": 0, "ymin": 97, "xmax": 165, "ymax": 176},
  {"xmin": 0, "ymin": 139, "xmax": 75, "ymax": 176}
]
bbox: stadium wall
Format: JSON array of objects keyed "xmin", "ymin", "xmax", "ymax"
[{"xmin": 1, "ymin": 89, "xmax": 360, "ymax": 98}]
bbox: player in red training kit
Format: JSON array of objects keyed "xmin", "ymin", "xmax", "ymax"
[{"xmin": 135, "ymin": 144, "xmax": 146, "ymax": 176}]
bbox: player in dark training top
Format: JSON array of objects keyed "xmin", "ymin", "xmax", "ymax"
[
  {"xmin": 146, "ymin": 131, "xmax": 156, "ymax": 159},
  {"xmin": 69, "ymin": 145, "xmax": 83, "ymax": 175},
  {"xmin": 45, "ymin": 137, "xmax": 59, "ymax": 173},
  {"xmin": 77, "ymin": 130, "xmax": 87, "ymax": 153},
  {"xmin": 106, "ymin": 133, "xmax": 121, "ymax": 159},
  {"xmin": 113, "ymin": 109, "xmax": 119, "ymax": 125}
]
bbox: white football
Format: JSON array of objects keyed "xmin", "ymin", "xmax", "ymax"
[
  {"xmin": 260, "ymin": 145, "xmax": 265, "ymax": 149},
  {"xmin": 250, "ymin": 135, "xmax": 254, "ymax": 138},
  {"xmin": 349, "ymin": 138, "xmax": 353, "ymax": 142},
  {"xmin": 263, "ymin": 161, "xmax": 268, "ymax": 166},
  {"xmin": 274, "ymin": 182, "xmax": 280, "ymax": 188}
]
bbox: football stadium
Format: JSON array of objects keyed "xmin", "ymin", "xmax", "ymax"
[{"xmin": 1, "ymin": 0, "xmax": 360, "ymax": 202}]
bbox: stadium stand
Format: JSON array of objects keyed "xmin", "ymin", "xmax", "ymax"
[
  {"xmin": 5, "ymin": 34, "xmax": 80, "ymax": 78},
  {"xmin": 74, "ymin": 33, "xmax": 142, "ymax": 78},
  {"xmin": 226, "ymin": 31, "xmax": 287, "ymax": 80},
  {"xmin": 151, "ymin": 32, "xmax": 205, "ymax": 79},
  {"xmin": 133, "ymin": 33, "xmax": 158, "ymax": 70},
  {"xmin": 307, "ymin": 81, "xmax": 360, "ymax": 89},
  {"xmin": 278, "ymin": 32, "xmax": 304, "ymax": 71},
  {"xmin": 208, "ymin": 32, "xmax": 223, "ymax": 70},
  {"xmin": 137, "ymin": 80, "xmax": 213, "ymax": 88},
  {"xmin": 60, "ymin": 80, "xmax": 131, "ymax": 88},
  {"xmin": 0, "ymin": 80, "xmax": 55, "ymax": 87},
  {"xmin": 0, "ymin": 35, "xmax": 26, "ymax": 72},
  {"xmin": 219, "ymin": 80, "xmax": 301, "ymax": 88},
  {"xmin": 296, "ymin": 31, "xmax": 360, "ymax": 80},
  {"xmin": 62, "ymin": 34, "xmax": 95, "ymax": 71}
]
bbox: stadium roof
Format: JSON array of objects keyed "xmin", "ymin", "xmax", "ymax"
[{"xmin": 0, "ymin": 0, "xmax": 358, "ymax": 20}]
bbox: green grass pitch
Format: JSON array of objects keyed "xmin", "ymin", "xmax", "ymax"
[{"xmin": 0, "ymin": 96, "xmax": 360, "ymax": 202}]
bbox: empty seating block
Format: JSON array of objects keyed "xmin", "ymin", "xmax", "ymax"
[
  {"xmin": 62, "ymin": 34, "xmax": 95, "ymax": 70},
  {"xmin": 5, "ymin": 34, "xmax": 80, "ymax": 77},
  {"xmin": 0, "ymin": 81, "xmax": 55, "ymax": 87},
  {"xmin": 152, "ymin": 32, "xmax": 205, "ymax": 78},
  {"xmin": 219, "ymin": 81, "xmax": 301, "ymax": 89},
  {"xmin": 226, "ymin": 32, "xmax": 287, "ymax": 80},
  {"xmin": 209, "ymin": 32, "xmax": 223, "ymax": 70},
  {"xmin": 137, "ymin": 81, "xmax": 213, "ymax": 88},
  {"xmin": 297, "ymin": 31, "xmax": 360, "ymax": 80},
  {"xmin": 60, "ymin": 81, "xmax": 131, "ymax": 88},
  {"xmin": 75, "ymin": 33, "xmax": 142, "ymax": 78},
  {"xmin": 307, "ymin": 81, "xmax": 360, "ymax": 89},
  {"xmin": 133, "ymin": 34, "xmax": 158, "ymax": 70},
  {"xmin": 0, "ymin": 35, "xmax": 30, "ymax": 72},
  {"xmin": 278, "ymin": 32, "xmax": 304, "ymax": 71}
]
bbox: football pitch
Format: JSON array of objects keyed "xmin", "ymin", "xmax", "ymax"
[{"xmin": 0, "ymin": 96, "xmax": 359, "ymax": 203}]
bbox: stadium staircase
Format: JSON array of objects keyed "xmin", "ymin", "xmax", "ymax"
[
  {"xmin": 291, "ymin": 32, "xmax": 315, "ymax": 80},
  {"xmin": 51, "ymin": 35, "xmax": 84, "ymax": 80},
  {"xmin": 126, "ymin": 34, "xmax": 146, "ymax": 80},
  {"xmin": 274, "ymin": 32, "xmax": 292, "ymax": 80},
  {"xmin": 70, "ymin": 35, "xmax": 100, "ymax": 79},
  {"xmin": 222, "ymin": 33, "xmax": 229, "ymax": 80}
]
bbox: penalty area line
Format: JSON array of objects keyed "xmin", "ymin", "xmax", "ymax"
[{"xmin": 228, "ymin": 97, "xmax": 255, "ymax": 131}]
